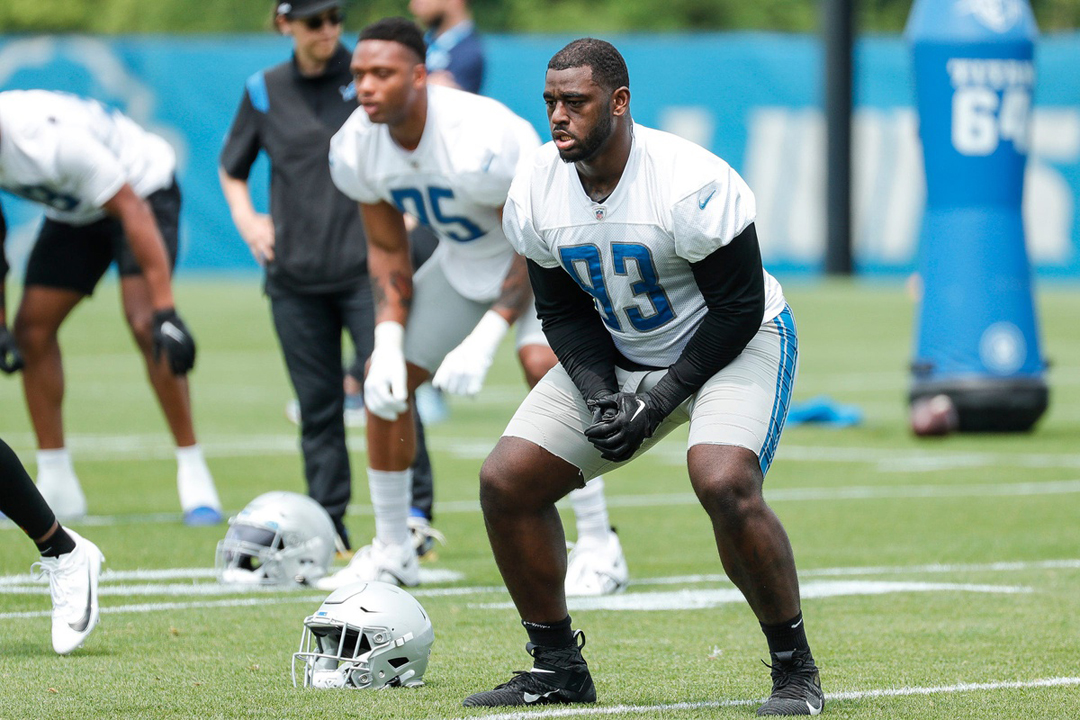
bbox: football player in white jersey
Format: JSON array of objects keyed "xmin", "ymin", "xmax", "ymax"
[
  {"xmin": 321, "ymin": 18, "xmax": 627, "ymax": 593},
  {"xmin": 0, "ymin": 90, "xmax": 221, "ymax": 526},
  {"xmin": 462, "ymin": 40, "xmax": 825, "ymax": 717}
]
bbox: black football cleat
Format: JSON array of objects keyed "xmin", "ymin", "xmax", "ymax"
[
  {"xmin": 756, "ymin": 648, "xmax": 825, "ymax": 716},
  {"xmin": 463, "ymin": 630, "xmax": 596, "ymax": 707}
]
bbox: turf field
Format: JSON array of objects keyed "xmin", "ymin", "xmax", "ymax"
[{"xmin": 1, "ymin": 279, "xmax": 1079, "ymax": 719}]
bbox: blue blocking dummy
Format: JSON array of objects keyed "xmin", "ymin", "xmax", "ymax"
[{"xmin": 906, "ymin": 0, "xmax": 1048, "ymax": 431}]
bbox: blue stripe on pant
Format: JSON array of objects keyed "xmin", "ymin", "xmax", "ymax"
[{"xmin": 758, "ymin": 305, "xmax": 798, "ymax": 477}]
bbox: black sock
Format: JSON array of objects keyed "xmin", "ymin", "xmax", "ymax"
[
  {"xmin": 36, "ymin": 525, "xmax": 77, "ymax": 558},
  {"xmin": 522, "ymin": 616, "xmax": 574, "ymax": 647},
  {"xmin": 760, "ymin": 612, "xmax": 811, "ymax": 657}
]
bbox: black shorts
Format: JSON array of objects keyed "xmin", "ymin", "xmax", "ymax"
[{"xmin": 23, "ymin": 181, "xmax": 181, "ymax": 296}]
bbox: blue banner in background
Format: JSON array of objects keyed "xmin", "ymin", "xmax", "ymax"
[{"xmin": 1, "ymin": 33, "xmax": 1079, "ymax": 278}]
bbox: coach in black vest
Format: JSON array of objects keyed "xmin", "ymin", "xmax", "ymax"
[{"xmin": 218, "ymin": 0, "xmax": 435, "ymax": 551}]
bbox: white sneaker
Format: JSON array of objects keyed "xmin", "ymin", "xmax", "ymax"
[
  {"xmin": 36, "ymin": 470, "xmax": 87, "ymax": 522},
  {"xmin": 316, "ymin": 539, "xmax": 420, "ymax": 590},
  {"xmin": 414, "ymin": 383, "xmax": 450, "ymax": 425},
  {"xmin": 564, "ymin": 529, "xmax": 629, "ymax": 597},
  {"xmin": 32, "ymin": 529, "xmax": 104, "ymax": 655}
]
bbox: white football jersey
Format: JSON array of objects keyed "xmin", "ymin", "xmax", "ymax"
[
  {"xmin": 330, "ymin": 85, "xmax": 540, "ymax": 302},
  {"xmin": 0, "ymin": 90, "xmax": 176, "ymax": 225},
  {"xmin": 504, "ymin": 124, "xmax": 786, "ymax": 367}
]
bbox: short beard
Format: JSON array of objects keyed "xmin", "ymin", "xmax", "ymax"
[{"xmin": 557, "ymin": 109, "xmax": 613, "ymax": 164}]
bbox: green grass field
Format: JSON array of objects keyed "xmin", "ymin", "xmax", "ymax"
[{"xmin": 2, "ymin": 279, "xmax": 1079, "ymax": 719}]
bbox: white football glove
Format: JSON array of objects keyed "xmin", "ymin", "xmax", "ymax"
[
  {"xmin": 364, "ymin": 322, "xmax": 409, "ymax": 421},
  {"xmin": 432, "ymin": 310, "xmax": 510, "ymax": 397}
]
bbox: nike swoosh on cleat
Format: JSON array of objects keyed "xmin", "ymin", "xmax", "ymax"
[
  {"xmin": 523, "ymin": 690, "xmax": 559, "ymax": 703},
  {"xmin": 68, "ymin": 566, "xmax": 94, "ymax": 632},
  {"xmin": 806, "ymin": 698, "xmax": 823, "ymax": 715}
]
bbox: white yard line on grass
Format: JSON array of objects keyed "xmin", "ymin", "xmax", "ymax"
[
  {"xmin": 5, "ymin": 477, "xmax": 1078, "ymax": 530},
  {"xmin": 5, "ymin": 431, "xmax": 1080, "ymax": 472},
  {"xmin": 1, "ymin": 559, "xmax": 1073, "ymax": 613},
  {"xmin": 436, "ymin": 676, "xmax": 1080, "ymax": 720}
]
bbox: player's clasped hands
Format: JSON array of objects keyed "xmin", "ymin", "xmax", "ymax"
[
  {"xmin": 584, "ymin": 392, "xmax": 664, "ymax": 462},
  {"xmin": 151, "ymin": 308, "xmax": 197, "ymax": 375},
  {"xmin": 364, "ymin": 321, "xmax": 409, "ymax": 421}
]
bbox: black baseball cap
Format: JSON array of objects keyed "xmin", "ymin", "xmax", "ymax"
[{"xmin": 276, "ymin": 0, "xmax": 343, "ymax": 19}]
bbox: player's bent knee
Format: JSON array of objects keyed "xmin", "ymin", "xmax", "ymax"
[{"xmin": 690, "ymin": 447, "xmax": 766, "ymax": 522}]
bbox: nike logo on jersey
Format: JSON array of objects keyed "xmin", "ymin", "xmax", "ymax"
[
  {"xmin": 481, "ymin": 151, "xmax": 495, "ymax": 173},
  {"xmin": 523, "ymin": 690, "xmax": 559, "ymax": 703},
  {"xmin": 698, "ymin": 186, "xmax": 717, "ymax": 210}
]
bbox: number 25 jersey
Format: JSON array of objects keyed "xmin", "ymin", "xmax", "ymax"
[
  {"xmin": 329, "ymin": 85, "xmax": 540, "ymax": 302},
  {"xmin": 503, "ymin": 123, "xmax": 787, "ymax": 368}
]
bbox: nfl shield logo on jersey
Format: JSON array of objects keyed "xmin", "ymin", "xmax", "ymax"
[{"xmin": 594, "ymin": 207, "xmax": 606, "ymax": 221}]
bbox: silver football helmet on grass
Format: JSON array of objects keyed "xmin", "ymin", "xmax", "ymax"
[
  {"xmin": 215, "ymin": 491, "xmax": 336, "ymax": 586},
  {"xmin": 292, "ymin": 581, "xmax": 435, "ymax": 689}
]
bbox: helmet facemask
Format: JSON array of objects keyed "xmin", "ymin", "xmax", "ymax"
[{"xmin": 292, "ymin": 583, "xmax": 434, "ymax": 689}]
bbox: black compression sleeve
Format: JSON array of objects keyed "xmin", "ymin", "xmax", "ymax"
[
  {"xmin": 528, "ymin": 259, "xmax": 619, "ymax": 402},
  {"xmin": 0, "ymin": 437, "xmax": 57, "ymax": 540},
  {"xmin": 646, "ymin": 223, "xmax": 767, "ymax": 417}
]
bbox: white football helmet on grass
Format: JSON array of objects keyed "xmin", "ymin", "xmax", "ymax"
[
  {"xmin": 215, "ymin": 491, "xmax": 336, "ymax": 586},
  {"xmin": 292, "ymin": 581, "xmax": 435, "ymax": 689}
]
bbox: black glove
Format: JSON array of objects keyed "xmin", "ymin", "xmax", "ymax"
[
  {"xmin": 0, "ymin": 325, "xmax": 24, "ymax": 374},
  {"xmin": 584, "ymin": 392, "xmax": 664, "ymax": 463},
  {"xmin": 151, "ymin": 308, "xmax": 196, "ymax": 375}
]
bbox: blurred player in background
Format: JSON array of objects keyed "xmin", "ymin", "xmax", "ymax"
[
  {"xmin": 319, "ymin": 17, "xmax": 542, "ymax": 588},
  {"xmin": 414, "ymin": 0, "xmax": 632, "ymax": 596},
  {"xmin": 463, "ymin": 39, "xmax": 825, "ymax": 716},
  {"xmin": 410, "ymin": 0, "xmax": 484, "ymax": 92},
  {"xmin": 0, "ymin": 90, "xmax": 219, "ymax": 526},
  {"xmin": 0, "ymin": 437, "xmax": 102, "ymax": 655},
  {"xmin": 218, "ymin": 0, "xmax": 438, "ymax": 553}
]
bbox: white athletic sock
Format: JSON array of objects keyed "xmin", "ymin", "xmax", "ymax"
[
  {"xmin": 176, "ymin": 444, "xmax": 221, "ymax": 512},
  {"xmin": 569, "ymin": 475, "xmax": 612, "ymax": 544},
  {"xmin": 35, "ymin": 448, "xmax": 86, "ymax": 519},
  {"xmin": 368, "ymin": 468, "xmax": 412, "ymax": 548},
  {"xmin": 36, "ymin": 448, "xmax": 77, "ymax": 480}
]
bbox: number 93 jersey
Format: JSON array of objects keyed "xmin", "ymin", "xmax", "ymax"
[
  {"xmin": 329, "ymin": 85, "xmax": 540, "ymax": 302},
  {"xmin": 504, "ymin": 124, "xmax": 787, "ymax": 368},
  {"xmin": 0, "ymin": 90, "xmax": 176, "ymax": 225}
]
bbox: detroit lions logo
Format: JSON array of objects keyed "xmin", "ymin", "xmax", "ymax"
[{"xmin": 958, "ymin": 0, "xmax": 1023, "ymax": 33}]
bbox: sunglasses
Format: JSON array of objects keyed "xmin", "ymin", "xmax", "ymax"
[{"xmin": 302, "ymin": 10, "xmax": 344, "ymax": 30}]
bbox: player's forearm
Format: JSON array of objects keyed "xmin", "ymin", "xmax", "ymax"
[
  {"xmin": 647, "ymin": 225, "xmax": 766, "ymax": 418},
  {"xmin": 116, "ymin": 199, "xmax": 175, "ymax": 311},
  {"xmin": 528, "ymin": 259, "xmax": 618, "ymax": 402},
  {"xmin": 490, "ymin": 254, "xmax": 533, "ymax": 324},
  {"xmin": 368, "ymin": 243, "xmax": 414, "ymax": 325},
  {"xmin": 218, "ymin": 169, "xmax": 258, "ymax": 226}
]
